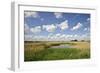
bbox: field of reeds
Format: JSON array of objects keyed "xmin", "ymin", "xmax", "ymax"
[{"xmin": 24, "ymin": 41, "xmax": 90, "ymax": 61}]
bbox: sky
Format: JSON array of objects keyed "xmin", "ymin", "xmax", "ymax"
[{"xmin": 24, "ymin": 11, "xmax": 90, "ymax": 41}]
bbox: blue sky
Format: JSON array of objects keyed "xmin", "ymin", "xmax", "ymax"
[{"xmin": 24, "ymin": 11, "xmax": 90, "ymax": 41}]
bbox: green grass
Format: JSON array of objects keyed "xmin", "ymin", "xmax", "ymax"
[{"xmin": 24, "ymin": 48, "xmax": 90, "ymax": 61}]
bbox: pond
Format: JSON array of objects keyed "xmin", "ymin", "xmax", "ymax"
[{"xmin": 50, "ymin": 44, "xmax": 73, "ymax": 49}]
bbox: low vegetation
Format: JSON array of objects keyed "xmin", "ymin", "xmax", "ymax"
[{"xmin": 24, "ymin": 41, "xmax": 90, "ymax": 61}]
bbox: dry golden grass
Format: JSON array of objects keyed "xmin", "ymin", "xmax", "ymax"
[
  {"xmin": 70, "ymin": 42, "xmax": 90, "ymax": 49},
  {"xmin": 24, "ymin": 43, "xmax": 45, "ymax": 53}
]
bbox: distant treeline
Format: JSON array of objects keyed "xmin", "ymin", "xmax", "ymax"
[{"xmin": 24, "ymin": 40, "xmax": 90, "ymax": 43}]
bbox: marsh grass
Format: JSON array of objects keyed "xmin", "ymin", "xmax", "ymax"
[
  {"xmin": 24, "ymin": 41, "xmax": 90, "ymax": 61},
  {"xmin": 24, "ymin": 48, "xmax": 90, "ymax": 61}
]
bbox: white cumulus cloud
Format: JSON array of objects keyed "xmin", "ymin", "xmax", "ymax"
[
  {"xmin": 74, "ymin": 34, "xmax": 78, "ymax": 37},
  {"xmin": 24, "ymin": 34, "xmax": 33, "ymax": 41},
  {"xmin": 58, "ymin": 20, "xmax": 69, "ymax": 30},
  {"xmin": 30, "ymin": 26, "xmax": 41, "ymax": 33},
  {"xmin": 55, "ymin": 33, "xmax": 61, "ymax": 37},
  {"xmin": 71, "ymin": 22, "xmax": 82, "ymax": 31},
  {"xmin": 84, "ymin": 28, "xmax": 90, "ymax": 31},
  {"xmin": 24, "ymin": 11, "xmax": 39, "ymax": 18},
  {"xmin": 47, "ymin": 33, "xmax": 75, "ymax": 41},
  {"xmin": 42, "ymin": 24, "xmax": 56, "ymax": 32},
  {"xmin": 87, "ymin": 18, "xmax": 90, "ymax": 21},
  {"xmin": 24, "ymin": 24, "xmax": 30, "ymax": 34},
  {"xmin": 54, "ymin": 12, "xmax": 63, "ymax": 19}
]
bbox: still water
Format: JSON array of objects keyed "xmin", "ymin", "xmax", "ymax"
[{"xmin": 50, "ymin": 44, "xmax": 73, "ymax": 49}]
